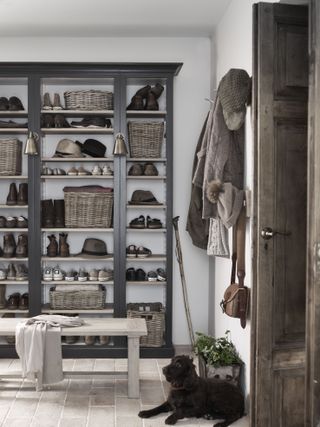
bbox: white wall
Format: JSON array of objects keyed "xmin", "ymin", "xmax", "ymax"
[{"xmin": 0, "ymin": 37, "xmax": 211, "ymax": 345}]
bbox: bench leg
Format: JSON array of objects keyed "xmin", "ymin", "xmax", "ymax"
[
  {"xmin": 36, "ymin": 371, "xmax": 43, "ymax": 392},
  {"xmin": 127, "ymin": 337, "xmax": 139, "ymax": 398}
]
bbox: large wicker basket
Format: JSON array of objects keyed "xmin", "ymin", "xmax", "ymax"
[
  {"xmin": 128, "ymin": 121, "xmax": 164, "ymax": 158},
  {"xmin": 127, "ymin": 302, "xmax": 165, "ymax": 347},
  {"xmin": 50, "ymin": 285, "xmax": 106, "ymax": 310},
  {"xmin": 64, "ymin": 90, "xmax": 113, "ymax": 110},
  {"xmin": 0, "ymin": 138, "xmax": 22, "ymax": 176},
  {"xmin": 63, "ymin": 186, "xmax": 113, "ymax": 228}
]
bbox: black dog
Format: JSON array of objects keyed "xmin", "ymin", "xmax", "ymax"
[{"xmin": 138, "ymin": 355, "xmax": 244, "ymax": 427}]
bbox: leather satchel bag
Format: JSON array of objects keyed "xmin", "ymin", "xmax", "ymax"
[{"xmin": 220, "ymin": 207, "xmax": 249, "ymax": 328}]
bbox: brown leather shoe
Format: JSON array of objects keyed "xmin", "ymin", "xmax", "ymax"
[
  {"xmin": 7, "ymin": 293, "xmax": 20, "ymax": 310},
  {"xmin": 143, "ymin": 162, "xmax": 158, "ymax": 176},
  {"xmin": 18, "ymin": 293, "xmax": 29, "ymax": 310},
  {"xmin": 47, "ymin": 234, "xmax": 58, "ymax": 257},
  {"xmin": 145, "ymin": 83, "xmax": 164, "ymax": 110},
  {"xmin": 0, "ymin": 216, "xmax": 6, "ymax": 228},
  {"xmin": 3, "ymin": 234, "xmax": 16, "ymax": 258},
  {"xmin": 17, "ymin": 183, "xmax": 28, "ymax": 206},
  {"xmin": 127, "ymin": 85, "xmax": 151, "ymax": 110},
  {"xmin": 54, "ymin": 199, "xmax": 65, "ymax": 227},
  {"xmin": 16, "ymin": 234, "xmax": 28, "ymax": 258},
  {"xmin": 84, "ymin": 336, "xmax": 95, "ymax": 345},
  {"xmin": 59, "ymin": 233, "xmax": 70, "ymax": 257},
  {"xmin": 42, "ymin": 199, "xmax": 54, "ymax": 228},
  {"xmin": 6, "ymin": 183, "xmax": 18, "ymax": 206}
]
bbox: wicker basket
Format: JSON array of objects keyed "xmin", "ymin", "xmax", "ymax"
[
  {"xmin": 127, "ymin": 302, "xmax": 165, "ymax": 347},
  {"xmin": 64, "ymin": 90, "xmax": 113, "ymax": 110},
  {"xmin": 128, "ymin": 121, "xmax": 164, "ymax": 158},
  {"xmin": 50, "ymin": 285, "xmax": 106, "ymax": 310},
  {"xmin": 64, "ymin": 186, "xmax": 113, "ymax": 228},
  {"xmin": 0, "ymin": 138, "xmax": 22, "ymax": 176}
]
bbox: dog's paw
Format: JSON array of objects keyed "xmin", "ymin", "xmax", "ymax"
[
  {"xmin": 138, "ymin": 410, "xmax": 151, "ymax": 418},
  {"xmin": 165, "ymin": 415, "xmax": 178, "ymax": 425}
]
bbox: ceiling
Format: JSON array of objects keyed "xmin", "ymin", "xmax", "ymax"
[{"xmin": 0, "ymin": 0, "xmax": 231, "ymax": 37}]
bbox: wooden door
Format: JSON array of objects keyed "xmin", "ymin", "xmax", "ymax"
[
  {"xmin": 252, "ymin": 3, "xmax": 308, "ymax": 426},
  {"xmin": 305, "ymin": 0, "xmax": 320, "ymax": 425}
]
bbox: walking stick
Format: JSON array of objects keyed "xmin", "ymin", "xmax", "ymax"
[{"xmin": 172, "ymin": 216, "xmax": 196, "ymax": 349}]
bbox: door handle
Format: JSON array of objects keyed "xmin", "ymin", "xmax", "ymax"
[{"xmin": 260, "ymin": 227, "xmax": 291, "ymax": 240}]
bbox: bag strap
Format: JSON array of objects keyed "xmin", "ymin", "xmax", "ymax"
[
  {"xmin": 230, "ymin": 225, "xmax": 237, "ymax": 284},
  {"xmin": 235, "ymin": 205, "xmax": 247, "ymax": 328}
]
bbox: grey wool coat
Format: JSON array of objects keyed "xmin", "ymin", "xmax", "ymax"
[{"xmin": 193, "ymin": 96, "xmax": 244, "ymax": 219}]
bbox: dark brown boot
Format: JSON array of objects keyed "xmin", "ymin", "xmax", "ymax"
[
  {"xmin": 127, "ymin": 85, "xmax": 151, "ymax": 110},
  {"xmin": 59, "ymin": 233, "xmax": 70, "ymax": 257},
  {"xmin": 42, "ymin": 199, "xmax": 54, "ymax": 228},
  {"xmin": 54, "ymin": 199, "xmax": 65, "ymax": 227},
  {"xmin": 0, "ymin": 284, "xmax": 6, "ymax": 309},
  {"xmin": 3, "ymin": 234, "xmax": 16, "ymax": 258},
  {"xmin": 17, "ymin": 183, "xmax": 28, "ymax": 206},
  {"xmin": 16, "ymin": 234, "xmax": 28, "ymax": 258},
  {"xmin": 47, "ymin": 235, "xmax": 58, "ymax": 257},
  {"xmin": 6, "ymin": 183, "xmax": 18, "ymax": 206},
  {"xmin": 145, "ymin": 83, "xmax": 164, "ymax": 110}
]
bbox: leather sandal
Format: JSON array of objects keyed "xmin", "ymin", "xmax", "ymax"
[
  {"xmin": 129, "ymin": 215, "xmax": 145, "ymax": 229},
  {"xmin": 147, "ymin": 216, "xmax": 162, "ymax": 229}
]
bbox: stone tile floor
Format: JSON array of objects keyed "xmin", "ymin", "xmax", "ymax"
[{"xmin": 0, "ymin": 358, "xmax": 249, "ymax": 427}]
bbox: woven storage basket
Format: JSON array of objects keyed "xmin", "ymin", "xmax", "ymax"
[
  {"xmin": 128, "ymin": 121, "xmax": 164, "ymax": 158},
  {"xmin": 127, "ymin": 302, "xmax": 165, "ymax": 347},
  {"xmin": 50, "ymin": 285, "xmax": 106, "ymax": 310},
  {"xmin": 64, "ymin": 90, "xmax": 113, "ymax": 110},
  {"xmin": 64, "ymin": 186, "xmax": 113, "ymax": 228},
  {"xmin": 0, "ymin": 138, "xmax": 22, "ymax": 176}
]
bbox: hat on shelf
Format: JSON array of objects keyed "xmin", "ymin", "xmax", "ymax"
[
  {"xmin": 82, "ymin": 139, "xmax": 106, "ymax": 158},
  {"xmin": 218, "ymin": 68, "xmax": 251, "ymax": 131},
  {"xmin": 53, "ymin": 138, "xmax": 84, "ymax": 158},
  {"xmin": 76, "ymin": 238, "xmax": 109, "ymax": 258},
  {"xmin": 128, "ymin": 190, "xmax": 161, "ymax": 205}
]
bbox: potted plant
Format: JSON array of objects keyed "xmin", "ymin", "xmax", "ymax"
[{"xmin": 194, "ymin": 330, "xmax": 243, "ymax": 387}]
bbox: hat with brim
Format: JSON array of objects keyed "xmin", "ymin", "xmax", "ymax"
[
  {"xmin": 128, "ymin": 190, "xmax": 161, "ymax": 205},
  {"xmin": 76, "ymin": 238, "xmax": 109, "ymax": 258},
  {"xmin": 82, "ymin": 139, "xmax": 106, "ymax": 158},
  {"xmin": 218, "ymin": 69, "xmax": 251, "ymax": 131},
  {"xmin": 53, "ymin": 138, "xmax": 84, "ymax": 158}
]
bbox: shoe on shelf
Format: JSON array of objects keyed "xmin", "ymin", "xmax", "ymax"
[
  {"xmin": 126, "ymin": 85, "xmax": 151, "ymax": 110},
  {"xmin": 47, "ymin": 234, "xmax": 58, "ymax": 257},
  {"xmin": 53, "ymin": 168, "xmax": 66, "ymax": 175},
  {"xmin": 147, "ymin": 271, "xmax": 158, "ymax": 282},
  {"xmin": 0, "ymin": 284, "xmax": 6, "ymax": 309},
  {"xmin": 16, "ymin": 264, "xmax": 28, "ymax": 281},
  {"xmin": 42, "ymin": 93, "xmax": 52, "ymax": 110},
  {"xmin": 0, "ymin": 266, "xmax": 7, "ymax": 280},
  {"xmin": 84, "ymin": 336, "xmax": 95, "ymax": 345},
  {"xmin": 98, "ymin": 336, "xmax": 109, "ymax": 345},
  {"xmin": 53, "ymin": 265, "xmax": 64, "ymax": 281},
  {"xmin": 136, "ymin": 246, "xmax": 152, "ymax": 258},
  {"xmin": 146, "ymin": 216, "xmax": 163, "ymax": 229},
  {"xmin": 17, "ymin": 216, "xmax": 28, "ymax": 228},
  {"xmin": 92, "ymin": 165, "xmax": 102, "ymax": 176},
  {"xmin": 102, "ymin": 165, "xmax": 113, "ymax": 176},
  {"xmin": 128, "ymin": 164, "xmax": 143, "ymax": 176},
  {"xmin": 54, "ymin": 114, "xmax": 70, "ymax": 128},
  {"xmin": 144, "ymin": 162, "xmax": 159, "ymax": 176},
  {"xmin": 156, "ymin": 268, "xmax": 166, "ymax": 281},
  {"xmin": 5, "ymin": 216, "xmax": 17, "ymax": 228},
  {"xmin": 145, "ymin": 83, "xmax": 164, "ymax": 111},
  {"xmin": 42, "ymin": 167, "xmax": 53, "ymax": 175},
  {"xmin": 52, "ymin": 93, "xmax": 63, "ymax": 110},
  {"xmin": 70, "ymin": 117, "xmax": 110, "ymax": 128},
  {"xmin": 89, "ymin": 269, "xmax": 99, "ymax": 281},
  {"xmin": 17, "ymin": 183, "xmax": 28, "ymax": 206},
  {"xmin": 7, "ymin": 293, "xmax": 20, "ymax": 310},
  {"xmin": 7, "ymin": 263, "xmax": 16, "ymax": 280},
  {"xmin": 41, "ymin": 199, "xmax": 55, "ymax": 228},
  {"xmin": 67, "ymin": 167, "xmax": 78, "ymax": 176},
  {"xmin": 9, "ymin": 96, "xmax": 24, "ymax": 111},
  {"xmin": 78, "ymin": 269, "xmax": 88, "ymax": 282},
  {"xmin": 59, "ymin": 233, "xmax": 70, "ymax": 257},
  {"xmin": 65, "ymin": 336, "xmax": 79, "ymax": 345},
  {"xmin": 0, "ymin": 97, "xmax": 9, "ymax": 111},
  {"xmin": 3, "ymin": 234, "xmax": 16, "ymax": 258},
  {"xmin": 65, "ymin": 269, "xmax": 77, "ymax": 281},
  {"xmin": 0, "ymin": 216, "xmax": 6, "ymax": 228},
  {"xmin": 126, "ymin": 244, "xmax": 137, "ymax": 258},
  {"xmin": 6, "ymin": 183, "xmax": 18, "ymax": 206},
  {"xmin": 54, "ymin": 200, "xmax": 65, "ymax": 228},
  {"xmin": 78, "ymin": 166, "xmax": 91, "ymax": 176},
  {"xmin": 129, "ymin": 215, "xmax": 145, "ymax": 229},
  {"xmin": 135, "ymin": 268, "xmax": 146, "ymax": 281},
  {"xmin": 98, "ymin": 269, "xmax": 113, "ymax": 282},
  {"xmin": 19, "ymin": 293, "xmax": 29, "ymax": 310},
  {"xmin": 16, "ymin": 234, "xmax": 28, "ymax": 258},
  {"xmin": 126, "ymin": 267, "xmax": 135, "ymax": 281}
]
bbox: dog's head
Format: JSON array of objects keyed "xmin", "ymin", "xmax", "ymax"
[{"xmin": 162, "ymin": 355, "xmax": 197, "ymax": 390}]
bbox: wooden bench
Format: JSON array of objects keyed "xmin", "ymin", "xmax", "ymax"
[{"xmin": 0, "ymin": 317, "xmax": 147, "ymax": 398}]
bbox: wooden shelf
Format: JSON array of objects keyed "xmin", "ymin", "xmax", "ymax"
[
  {"xmin": 41, "ymin": 110, "xmax": 114, "ymax": 117},
  {"xmin": 126, "ymin": 228, "xmax": 165, "ymax": 232},
  {"xmin": 0, "ymin": 129, "xmax": 28, "ymax": 134},
  {"xmin": 0, "ymin": 309, "xmax": 28, "ymax": 314},
  {"xmin": 127, "ymin": 158, "xmax": 166, "ymax": 162},
  {"xmin": 42, "ymin": 228, "xmax": 113, "ymax": 232},
  {"xmin": 127, "ymin": 204, "xmax": 166, "ymax": 209},
  {"xmin": 126, "ymin": 255, "xmax": 166, "ymax": 262},
  {"xmin": 42, "ymin": 255, "xmax": 114, "ymax": 261},
  {"xmin": 0, "ymin": 281, "xmax": 28, "ymax": 285},
  {"xmin": 42, "ymin": 157, "xmax": 114, "ymax": 162},
  {"xmin": 41, "ymin": 303, "xmax": 113, "ymax": 314},
  {"xmin": 0, "ymin": 257, "xmax": 28, "ymax": 261},
  {"xmin": 126, "ymin": 281, "xmax": 166, "ymax": 286},
  {"xmin": 126, "ymin": 110, "xmax": 166, "ymax": 117},
  {"xmin": 0, "ymin": 228, "xmax": 28, "ymax": 232},
  {"xmin": 0, "ymin": 176, "xmax": 28, "ymax": 180},
  {"xmin": 42, "ymin": 280, "xmax": 113, "ymax": 285},
  {"xmin": 0, "ymin": 111, "xmax": 27, "ymax": 117},
  {"xmin": 0, "ymin": 205, "xmax": 28, "ymax": 209},
  {"xmin": 127, "ymin": 176, "xmax": 166, "ymax": 180},
  {"xmin": 41, "ymin": 175, "xmax": 113, "ymax": 179},
  {"xmin": 41, "ymin": 128, "xmax": 114, "ymax": 134}
]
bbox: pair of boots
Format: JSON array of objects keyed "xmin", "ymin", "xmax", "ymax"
[
  {"xmin": 6, "ymin": 183, "xmax": 28, "ymax": 206},
  {"xmin": 1, "ymin": 234, "xmax": 28, "ymax": 258},
  {"xmin": 42, "ymin": 199, "xmax": 65, "ymax": 228},
  {"xmin": 47, "ymin": 233, "xmax": 69, "ymax": 257},
  {"xmin": 127, "ymin": 83, "xmax": 164, "ymax": 111},
  {"xmin": 43, "ymin": 93, "xmax": 63, "ymax": 110},
  {"xmin": 41, "ymin": 114, "xmax": 70, "ymax": 128}
]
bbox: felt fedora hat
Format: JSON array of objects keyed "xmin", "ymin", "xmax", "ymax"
[
  {"xmin": 82, "ymin": 139, "xmax": 106, "ymax": 158},
  {"xmin": 76, "ymin": 238, "xmax": 109, "ymax": 258},
  {"xmin": 128, "ymin": 190, "xmax": 161, "ymax": 205},
  {"xmin": 53, "ymin": 138, "xmax": 84, "ymax": 158}
]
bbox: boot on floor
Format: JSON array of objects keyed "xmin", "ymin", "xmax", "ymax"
[{"xmin": 59, "ymin": 233, "xmax": 70, "ymax": 257}]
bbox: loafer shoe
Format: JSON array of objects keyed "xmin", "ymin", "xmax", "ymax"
[
  {"xmin": 129, "ymin": 215, "xmax": 145, "ymax": 229},
  {"xmin": 135, "ymin": 268, "xmax": 146, "ymax": 281},
  {"xmin": 126, "ymin": 267, "xmax": 135, "ymax": 281}
]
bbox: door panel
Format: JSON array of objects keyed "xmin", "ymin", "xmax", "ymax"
[{"xmin": 253, "ymin": 3, "xmax": 308, "ymax": 426}]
